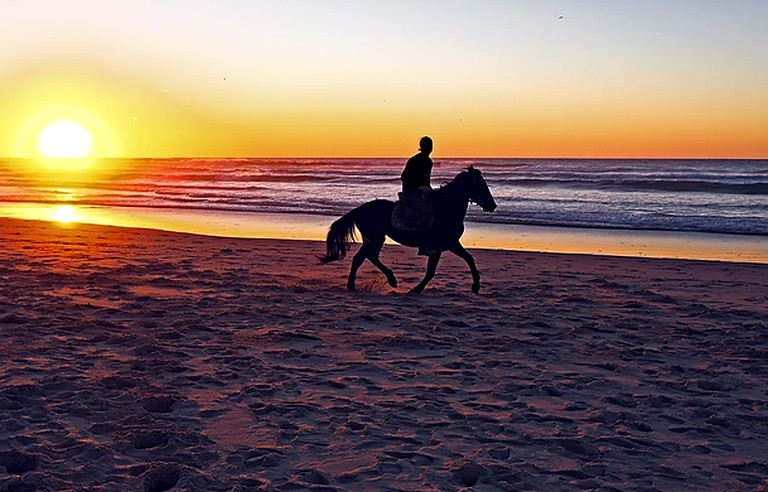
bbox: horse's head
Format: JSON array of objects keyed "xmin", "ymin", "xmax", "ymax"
[{"xmin": 465, "ymin": 166, "xmax": 497, "ymax": 213}]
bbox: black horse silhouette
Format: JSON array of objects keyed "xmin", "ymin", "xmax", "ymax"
[{"xmin": 320, "ymin": 166, "xmax": 497, "ymax": 293}]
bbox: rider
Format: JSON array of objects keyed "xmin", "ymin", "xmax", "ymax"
[{"xmin": 401, "ymin": 136, "xmax": 436, "ymax": 256}]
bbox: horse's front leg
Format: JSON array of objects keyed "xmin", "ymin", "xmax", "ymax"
[
  {"xmin": 449, "ymin": 243, "xmax": 481, "ymax": 294},
  {"xmin": 411, "ymin": 252, "xmax": 441, "ymax": 294}
]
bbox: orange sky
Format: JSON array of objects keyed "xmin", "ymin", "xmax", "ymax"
[{"xmin": 1, "ymin": 1, "xmax": 767, "ymax": 158}]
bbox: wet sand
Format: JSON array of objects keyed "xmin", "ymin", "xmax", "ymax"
[
  {"xmin": 1, "ymin": 218, "xmax": 767, "ymax": 491},
  {"xmin": 2, "ymin": 202, "xmax": 768, "ymax": 263}
]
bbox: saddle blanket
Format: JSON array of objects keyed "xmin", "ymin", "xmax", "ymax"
[{"xmin": 391, "ymin": 192, "xmax": 431, "ymax": 231}]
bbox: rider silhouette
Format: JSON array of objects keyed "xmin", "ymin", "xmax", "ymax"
[{"xmin": 401, "ymin": 136, "xmax": 435, "ymax": 255}]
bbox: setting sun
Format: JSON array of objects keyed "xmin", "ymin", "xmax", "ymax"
[
  {"xmin": 37, "ymin": 119, "xmax": 93, "ymax": 159},
  {"xmin": 50, "ymin": 205, "xmax": 79, "ymax": 223}
]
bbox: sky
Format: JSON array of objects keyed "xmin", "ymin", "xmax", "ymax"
[{"xmin": 1, "ymin": 0, "xmax": 767, "ymax": 158}]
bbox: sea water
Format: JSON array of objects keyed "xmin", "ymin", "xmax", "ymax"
[{"xmin": 2, "ymin": 158, "xmax": 766, "ymax": 236}]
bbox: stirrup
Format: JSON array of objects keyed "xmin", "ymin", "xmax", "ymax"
[{"xmin": 418, "ymin": 246, "xmax": 436, "ymax": 256}]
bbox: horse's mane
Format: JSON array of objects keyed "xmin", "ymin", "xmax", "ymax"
[{"xmin": 436, "ymin": 167, "xmax": 478, "ymax": 193}]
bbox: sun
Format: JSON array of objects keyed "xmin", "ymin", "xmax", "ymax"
[
  {"xmin": 51, "ymin": 205, "xmax": 79, "ymax": 223},
  {"xmin": 37, "ymin": 119, "xmax": 94, "ymax": 159}
]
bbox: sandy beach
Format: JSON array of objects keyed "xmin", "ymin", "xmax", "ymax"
[{"xmin": 1, "ymin": 217, "xmax": 767, "ymax": 491}]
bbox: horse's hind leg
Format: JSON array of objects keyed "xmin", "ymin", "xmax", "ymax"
[
  {"xmin": 366, "ymin": 241, "xmax": 397, "ymax": 288},
  {"xmin": 348, "ymin": 241, "xmax": 397, "ymax": 291},
  {"xmin": 449, "ymin": 243, "xmax": 481, "ymax": 294},
  {"xmin": 347, "ymin": 243, "xmax": 369, "ymax": 291}
]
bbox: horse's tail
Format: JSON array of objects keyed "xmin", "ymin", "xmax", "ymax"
[{"xmin": 319, "ymin": 208, "xmax": 358, "ymax": 264}]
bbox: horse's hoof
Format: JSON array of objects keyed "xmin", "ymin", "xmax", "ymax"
[
  {"xmin": 388, "ymin": 277, "xmax": 398, "ymax": 288},
  {"xmin": 471, "ymin": 284, "xmax": 480, "ymax": 294},
  {"xmin": 409, "ymin": 286, "xmax": 424, "ymax": 294},
  {"xmin": 347, "ymin": 284, "xmax": 357, "ymax": 292}
]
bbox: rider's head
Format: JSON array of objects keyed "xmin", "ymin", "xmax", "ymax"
[{"xmin": 419, "ymin": 136, "xmax": 433, "ymax": 156}]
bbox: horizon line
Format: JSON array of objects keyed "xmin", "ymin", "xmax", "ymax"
[{"xmin": 2, "ymin": 155, "xmax": 767, "ymax": 160}]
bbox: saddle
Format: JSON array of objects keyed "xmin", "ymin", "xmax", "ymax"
[{"xmin": 392, "ymin": 191, "xmax": 433, "ymax": 231}]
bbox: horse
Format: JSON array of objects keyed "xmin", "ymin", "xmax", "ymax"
[{"xmin": 320, "ymin": 166, "xmax": 497, "ymax": 293}]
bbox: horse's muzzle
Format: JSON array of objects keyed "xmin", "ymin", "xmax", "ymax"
[{"xmin": 483, "ymin": 203, "xmax": 497, "ymax": 213}]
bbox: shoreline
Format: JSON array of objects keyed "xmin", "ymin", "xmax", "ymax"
[
  {"xmin": 1, "ymin": 202, "xmax": 767, "ymax": 264},
  {"xmin": 1, "ymin": 217, "xmax": 766, "ymax": 490}
]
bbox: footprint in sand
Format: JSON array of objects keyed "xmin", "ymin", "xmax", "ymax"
[
  {"xmin": 0, "ymin": 450, "xmax": 38, "ymax": 474},
  {"xmin": 142, "ymin": 395, "xmax": 177, "ymax": 413},
  {"xmin": 134, "ymin": 430, "xmax": 170, "ymax": 450},
  {"xmin": 143, "ymin": 464, "xmax": 181, "ymax": 492},
  {"xmin": 453, "ymin": 462, "xmax": 486, "ymax": 487}
]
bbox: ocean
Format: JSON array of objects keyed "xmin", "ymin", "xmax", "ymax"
[{"xmin": 1, "ymin": 158, "xmax": 766, "ymax": 236}]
